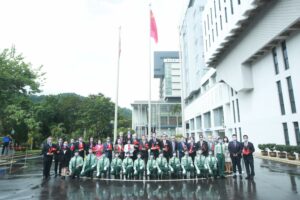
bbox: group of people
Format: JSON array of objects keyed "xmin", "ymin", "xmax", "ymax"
[{"xmin": 42, "ymin": 132, "xmax": 255, "ymax": 181}]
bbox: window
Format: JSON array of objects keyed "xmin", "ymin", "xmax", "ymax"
[
  {"xmin": 206, "ymin": 40, "xmax": 208, "ymax": 52},
  {"xmin": 220, "ymin": 15, "xmax": 223, "ymax": 30},
  {"xmin": 239, "ymin": 127, "xmax": 242, "ymax": 142},
  {"xmin": 294, "ymin": 122, "xmax": 300, "ymax": 145},
  {"xmin": 281, "ymin": 41, "xmax": 289, "ymax": 70},
  {"xmin": 216, "ymin": 23, "xmax": 218, "ymax": 36},
  {"xmin": 204, "ymin": 21, "xmax": 207, "ymax": 36},
  {"xmin": 204, "ymin": 112, "xmax": 211, "ymax": 129},
  {"xmin": 196, "ymin": 116, "xmax": 202, "ymax": 130},
  {"xmin": 210, "ymin": 8, "xmax": 213, "ymax": 24},
  {"xmin": 214, "ymin": 107, "xmax": 224, "ymax": 126},
  {"xmin": 282, "ymin": 123, "xmax": 290, "ymax": 145},
  {"xmin": 218, "ymin": 0, "xmax": 221, "ymax": 11},
  {"xmin": 224, "ymin": 7, "xmax": 228, "ymax": 23},
  {"xmin": 272, "ymin": 47, "xmax": 279, "ymax": 75},
  {"xmin": 276, "ymin": 81, "xmax": 285, "ymax": 115},
  {"xmin": 212, "ymin": 29, "xmax": 214, "ymax": 42},
  {"xmin": 238, "ymin": 0, "xmax": 241, "ymax": 5},
  {"xmin": 232, "ymin": 100, "xmax": 236, "ymax": 123},
  {"xmin": 231, "ymin": 88, "xmax": 234, "ymax": 96},
  {"xmin": 209, "ymin": 35, "xmax": 211, "ymax": 47},
  {"xmin": 230, "ymin": 0, "xmax": 234, "ymax": 14},
  {"xmin": 234, "ymin": 128, "xmax": 237, "ymax": 134},
  {"xmin": 286, "ymin": 76, "xmax": 297, "ymax": 113},
  {"xmin": 190, "ymin": 119, "xmax": 195, "ymax": 130},
  {"xmin": 214, "ymin": 0, "xmax": 217, "ymax": 18},
  {"xmin": 236, "ymin": 99, "xmax": 241, "ymax": 122},
  {"xmin": 207, "ymin": 15, "xmax": 210, "ymax": 30}
]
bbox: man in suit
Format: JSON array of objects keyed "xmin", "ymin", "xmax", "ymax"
[
  {"xmin": 41, "ymin": 136, "xmax": 55, "ymax": 180},
  {"xmin": 162, "ymin": 134, "xmax": 172, "ymax": 162},
  {"xmin": 104, "ymin": 137, "xmax": 113, "ymax": 162},
  {"xmin": 170, "ymin": 136, "xmax": 178, "ymax": 156},
  {"xmin": 188, "ymin": 137, "xmax": 197, "ymax": 162},
  {"xmin": 228, "ymin": 134, "xmax": 243, "ymax": 179},
  {"xmin": 148, "ymin": 133, "xmax": 161, "ymax": 159},
  {"xmin": 196, "ymin": 134, "xmax": 208, "ymax": 157},
  {"xmin": 76, "ymin": 136, "xmax": 86, "ymax": 159},
  {"xmin": 86, "ymin": 137, "xmax": 96, "ymax": 155},
  {"xmin": 242, "ymin": 134, "xmax": 255, "ymax": 179},
  {"xmin": 178, "ymin": 137, "xmax": 188, "ymax": 160},
  {"xmin": 54, "ymin": 138, "xmax": 63, "ymax": 177}
]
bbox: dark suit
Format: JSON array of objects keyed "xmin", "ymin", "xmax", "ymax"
[
  {"xmin": 76, "ymin": 142, "xmax": 86, "ymax": 159},
  {"xmin": 242, "ymin": 142, "xmax": 255, "ymax": 177},
  {"xmin": 178, "ymin": 141, "xmax": 187, "ymax": 160},
  {"xmin": 162, "ymin": 140, "xmax": 172, "ymax": 161},
  {"xmin": 148, "ymin": 139, "xmax": 161, "ymax": 159},
  {"xmin": 228, "ymin": 140, "xmax": 243, "ymax": 175},
  {"xmin": 188, "ymin": 142, "xmax": 197, "ymax": 161},
  {"xmin": 170, "ymin": 141, "xmax": 178, "ymax": 155},
  {"xmin": 54, "ymin": 143, "xmax": 63, "ymax": 175},
  {"xmin": 104, "ymin": 142, "xmax": 113, "ymax": 162},
  {"xmin": 196, "ymin": 140, "xmax": 208, "ymax": 157},
  {"xmin": 41, "ymin": 142, "xmax": 55, "ymax": 178},
  {"xmin": 85, "ymin": 142, "xmax": 96, "ymax": 153}
]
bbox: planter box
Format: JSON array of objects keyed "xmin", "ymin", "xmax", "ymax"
[
  {"xmin": 278, "ymin": 152, "xmax": 287, "ymax": 158},
  {"xmin": 261, "ymin": 151, "xmax": 268, "ymax": 156},
  {"xmin": 269, "ymin": 152, "xmax": 277, "ymax": 157},
  {"xmin": 287, "ymin": 154, "xmax": 296, "ymax": 160}
]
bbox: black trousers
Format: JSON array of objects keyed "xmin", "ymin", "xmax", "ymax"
[
  {"xmin": 1, "ymin": 142, "xmax": 9, "ymax": 155},
  {"xmin": 43, "ymin": 156, "xmax": 53, "ymax": 178},
  {"xmin": 54, "ymin": 158, "xmax": 61, "ymax": 175},
  {"xmin": 231, "ymin": 156, "xmax": 242, "ymax": 174},
  {"xmin": 243, "ymin": 155, "xmax": 255, "ymax": 177}
]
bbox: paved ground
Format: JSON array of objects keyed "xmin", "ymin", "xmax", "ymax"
[{"xmin": 0, "ymin": 157, "xmax": 299, "ymax": 200}]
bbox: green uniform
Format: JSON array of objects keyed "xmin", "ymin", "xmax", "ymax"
[
  {"xmin": 122, "ymin": 157, "xmax": 134, "ymax": 179},
  {"xmin": 110, "ymin": 157, "xmax": 123, "ymax": 178},
  {"xmin": 133, "ymin": 158, "xmax": 145, "ymax": 179},
  {"xmin": 206, "ymin": 155, "xmax": 218, "ymax": 178},
  {"xmin": 146, "ymin": 158, "xmax": 157, "ymax": 178},
  {"xmin": 156, "ymin": 156, "xmax": 169, "ymax": 176},
  {"xmin": 69, "ymin": 155, "xmax": 84, "ymax": 178},
  {"xmin": 97, "ymin": 155, "xmax": 110, "ymax": 178},
  {"xmin": 194, "ymin": 155, "xmax": 209, "ymax": 177},
  {"xmin": 81, "ymin": 153, "xmax": 97, "ymax": 177},
  {"xmin": 169, "ymin": 156, "xmax": 181, "ymax": 178},
  {"xmin": 214, "ymin": 143, "xmax": 225, "ymax": 177},
  {"xmin": 181, "ymin": 155, "xmax": 194, "ymax": 178}
]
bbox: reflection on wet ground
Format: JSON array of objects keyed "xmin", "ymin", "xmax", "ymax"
[{"xmin": 0, "ymin": 157, "xmax": 300, "ymax": 200}]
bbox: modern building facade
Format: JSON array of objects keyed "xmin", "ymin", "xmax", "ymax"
[
  {"xmin": 131, "ymin": 101, "xmax": 182, "ymax": 137},
  {"xmin": 154, "ymin": 51, "xmax": 181, "ymax": 102},
  {"xmin": 180, "ymin": 0, "xmax": 300, "ymax": 147}
]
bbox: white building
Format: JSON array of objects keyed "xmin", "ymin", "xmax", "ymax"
[{"xmin": 181, "ymin": 0, "xmax": 300, "ymax": 146}]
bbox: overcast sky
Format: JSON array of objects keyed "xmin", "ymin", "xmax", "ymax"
[{"xmin": 0, "ymin": 0, "xmax": 187, "ymax": 108}]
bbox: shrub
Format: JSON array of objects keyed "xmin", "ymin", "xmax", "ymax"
[
  {"xmin": 275, "ymin": 144, "xmax": 287, "ymax": 153},
  {"xmin": 286, "ymin": 145, "xmax": 297, "ymax": 155},
  {"xmin": 258, "ymin": 144, "xmax": 267, "ymax": 151},
  {"xmin": 265, "ymin": 143, "xmax": 276, "ymax": 152}
]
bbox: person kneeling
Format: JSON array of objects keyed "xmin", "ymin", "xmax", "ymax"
[
  {"xmin": 81, "ymin": 148, "xmax": 97, "ymax": 179},
  {"xmin": 110, "ymin": 152, "xmax": 123, "ymax": 179},
  {"xmin": 97, "ymin": 154, "xmax": 110, "ymax": 179},
  {"xmin": 134, "ymin": 153, "xmax": 145, "ymax": 180},
  {"xmin": 181, "ymin": 150, "xmax": 195, "ymax": 179},
  {"xmin": 147, "ymin": 153, "xmax": 157, "ymax": 180},
  {"xmin": 169, "ymin": 152, "xmax": 181, "ymax": 179},
  {"xmin": 122, "ymin": 152, "xmax": 134, "ymax": 179},
  {"xmin": 69, "ymin": 151, "xmax": 83, "ymax": 179},
  {"xmin": 194, "ymin": 150, "xmax": 209, "ymax": 179},
  {"xmin": 157, "ymin": 151, "xmax": 169, "ymax": 179},
  {"xmin": 206, "ymin": 150, "xmax": 218, "ymax": 179}
]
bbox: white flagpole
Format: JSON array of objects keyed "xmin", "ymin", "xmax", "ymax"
[
  {"xmin": 148, "ymin": 4, "xmax": 152, "ymax": 140},
  {"xmin": 113, "ymin": 26, "xmax": 121, "ymax": 144}
]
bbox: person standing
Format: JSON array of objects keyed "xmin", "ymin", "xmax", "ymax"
[
  {"xmin": 104, "ymin": 137, "xmax": 113, "ymax": 162},
  {"xmin": 188, "ymin": 137, "xmax": 197, "ymax": 162},
  {"xmin": 41, "ymin": 137, "xmax": 55, "ymax": 180},
  {"xmin": 162, "ymin": 134, "xmax": 172, "ymax": 162},
  {"xmin": 132, "ymin": 134, "xmax": 140, "ymax": 161},
  {"xmin": 1, "ymin": 135, "xmax": 12, "ymax": 156},
  {"xmin": 69, "ymin": 138, "xmax": 76, "ymax": 157},
  {"xmin": 196, "ymin": 134, "xmax": 208, "ymax": 157},
  {"xmin": 242, "ymin": 135, "xmax": 255, "ymax": 180},
  {"xmin": 178, "ymin": 137, "xmax": 188, "ymax": 161},
  {"xmin": 223, "ymin": 136, "xmax": 232, "ymax": 174},
  {"xmin": 114, "ymin": 138, "xmax": 124, "ymax": 160},
  {"xmin": 228, "ymin": 134, "xmax": 243, "ymax": 179},
  {"xmin": 54, "ymin": 138, "xmax": 63, "ymax": 177},
  {"xmin": 60, "ymin": 141, "xmax": 71, "ymax": 180},
  {"xmin": 94, "ymin": 139, "xmax": 104, "ymax": 159},
  {"xmin": 86, "ymin": 137, "xmax": 96, "ymax": 155},
  {"xmin": 139, "ymin": 135, "xmax": 149, "ymax": 165},
  {"xmin": 170, "ymin": 136, "xmax": 178, "ymax": 156},
  {"xmin": 76, "ymin": 137, "xmax": 86, "ymax": 159},
  {"xmin": 148, "ymin": 133, "xmax": 161, "ymax": 159},
  {"xmin": 214, "ymin": 137, "xmax": 225, "ymax": 178}
]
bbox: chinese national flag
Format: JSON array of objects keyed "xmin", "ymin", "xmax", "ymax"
[{"xmin": 150, "ymin": 10, "xmax": 158, "ymax": 43}]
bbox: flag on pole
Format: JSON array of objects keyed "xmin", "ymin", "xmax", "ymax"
[{"xmin": 150, "ymin": 9, "xmax": 158, "ymax": 43}]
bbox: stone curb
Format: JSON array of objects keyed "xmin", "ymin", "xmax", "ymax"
[{"xmin": 254, "ymin": 153, "xmax": 300, "ymax": 166}]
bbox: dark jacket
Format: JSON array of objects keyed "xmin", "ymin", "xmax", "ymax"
[
  {"xmin": 242, "ymin": 142, "xmax": 255, "ymax": 156},
  {"xmin": 41, "ymin": 142, "xmax": 56, "ymax": 158},
  {"xmin": 196, "ymin": 140, "xmax": 208, "ymax": 156},
  {"xmin": 228, "ymin": 141, "xmax": 243, "ymax": 157}
]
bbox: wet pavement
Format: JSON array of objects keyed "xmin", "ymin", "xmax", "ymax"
[{"xmin": 0, "ymin": 157, "xmax": 299, "ymax": 200}]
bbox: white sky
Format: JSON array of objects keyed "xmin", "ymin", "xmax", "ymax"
[{"xmin": 0, "ymin": 0, "xmax": 188, "ymax": 108}]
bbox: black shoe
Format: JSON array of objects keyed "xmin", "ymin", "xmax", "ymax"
[{"xmin": 233, "ymin": 175, "xmax": 237, "ymax": 179}]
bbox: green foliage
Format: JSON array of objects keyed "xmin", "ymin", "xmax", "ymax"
[
  {"xmin": 258, "ymin": 144, "xmax": 267, "ymax": 151},
  {"xmin": 265, "ymin": 143, "xmax": 276, "ymax": 152},
  {"xmin": 286, "ymin": 145, "xmax": 297, "ymax": 155},
  {"xmin": 275, "ymin": 144, "xmax": 287, "ymax": 153}
]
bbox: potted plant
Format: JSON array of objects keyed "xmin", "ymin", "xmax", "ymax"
[
  {"xmin": 295, "ymin": 146, "xmax": 300, "ymax": 161},
  {"xmin": 266, "ymin": 143, "xmax": 277, "ymax": 157},
  {"xmin": 258, "ymin": 144, "xmax": 268, "ymax": 156},
  {"xmin": 275, "ymin": 144, "xmax": 287, "ymax": 158},
  {"xmin": 286, "ymin": 145, "xmax": 297, "ymax": 160}
]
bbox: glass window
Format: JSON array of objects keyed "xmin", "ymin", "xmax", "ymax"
[
  {"xmin": 216, "ymin": 23, "xmax": 218, "ymax": 36},
  {"xmin": 230, "ymin": 0, "xmax": 234, "ymax": 14},
  {"xmin": 293, "ymin": 122, "xmax": 300, "ymax": 145},
  {"xmin": 276, "ymin": 81, "xmax": 285, "ymax": 115},
  {"xmin": 239, "ymin": 127, "xmax": 242, "ymax": 142},
  {"xmin": 286, "ymin": 76, "xmax": 297, "ymax": 113},
  {"xmin": 282, "ymin": 123, "xmax": 290, "ymax": 145},
  {"xmin": 224, "ymin": 7, "xmax": 228, "ymax": 23},
  {"xmin": 218, "ymin": 0, "xmax": 221, "ymax": 11},
  {"xmin": 196, "ymin": 116, "xmax": 202, "ymax": 129},
  {"xmin": 232, "ymin": 100, "xmax": 236, "ymax": 123},
  {"xmin": 210, "ymin": 8, "xmax": 213, "ymax": 24},
  {"xmin": 220, "ymin": 15, "xmax": 223, "ymax": 30},
  {"xmin": 281, "ymin": 41, "xmax": 289, "ymax": 70},
  {"xmin": 236, "ymin": 99, "xmax": 241, "ymax": 122},
  {"xmin": 272, "ymin": 48, "xmax": 279, "ymax": 75},
  {"xmin": 214, "ymin": 0, "xmax": 217, "ymax": 18},
  {"xmin": 214, "ymin": 107, "xmax": 224, "ymax": 126},
  {"xmin": 190, "ymin": 118, "xmax": 195, "ymax": 131},
  {"xmin": 204, "ymin": 112, "xmax": 211, "ymax": 129}
]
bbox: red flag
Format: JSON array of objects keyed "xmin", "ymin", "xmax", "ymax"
[{"xmin": 150, "ymin": 10, "xmax": 158, "ymax": 43}]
